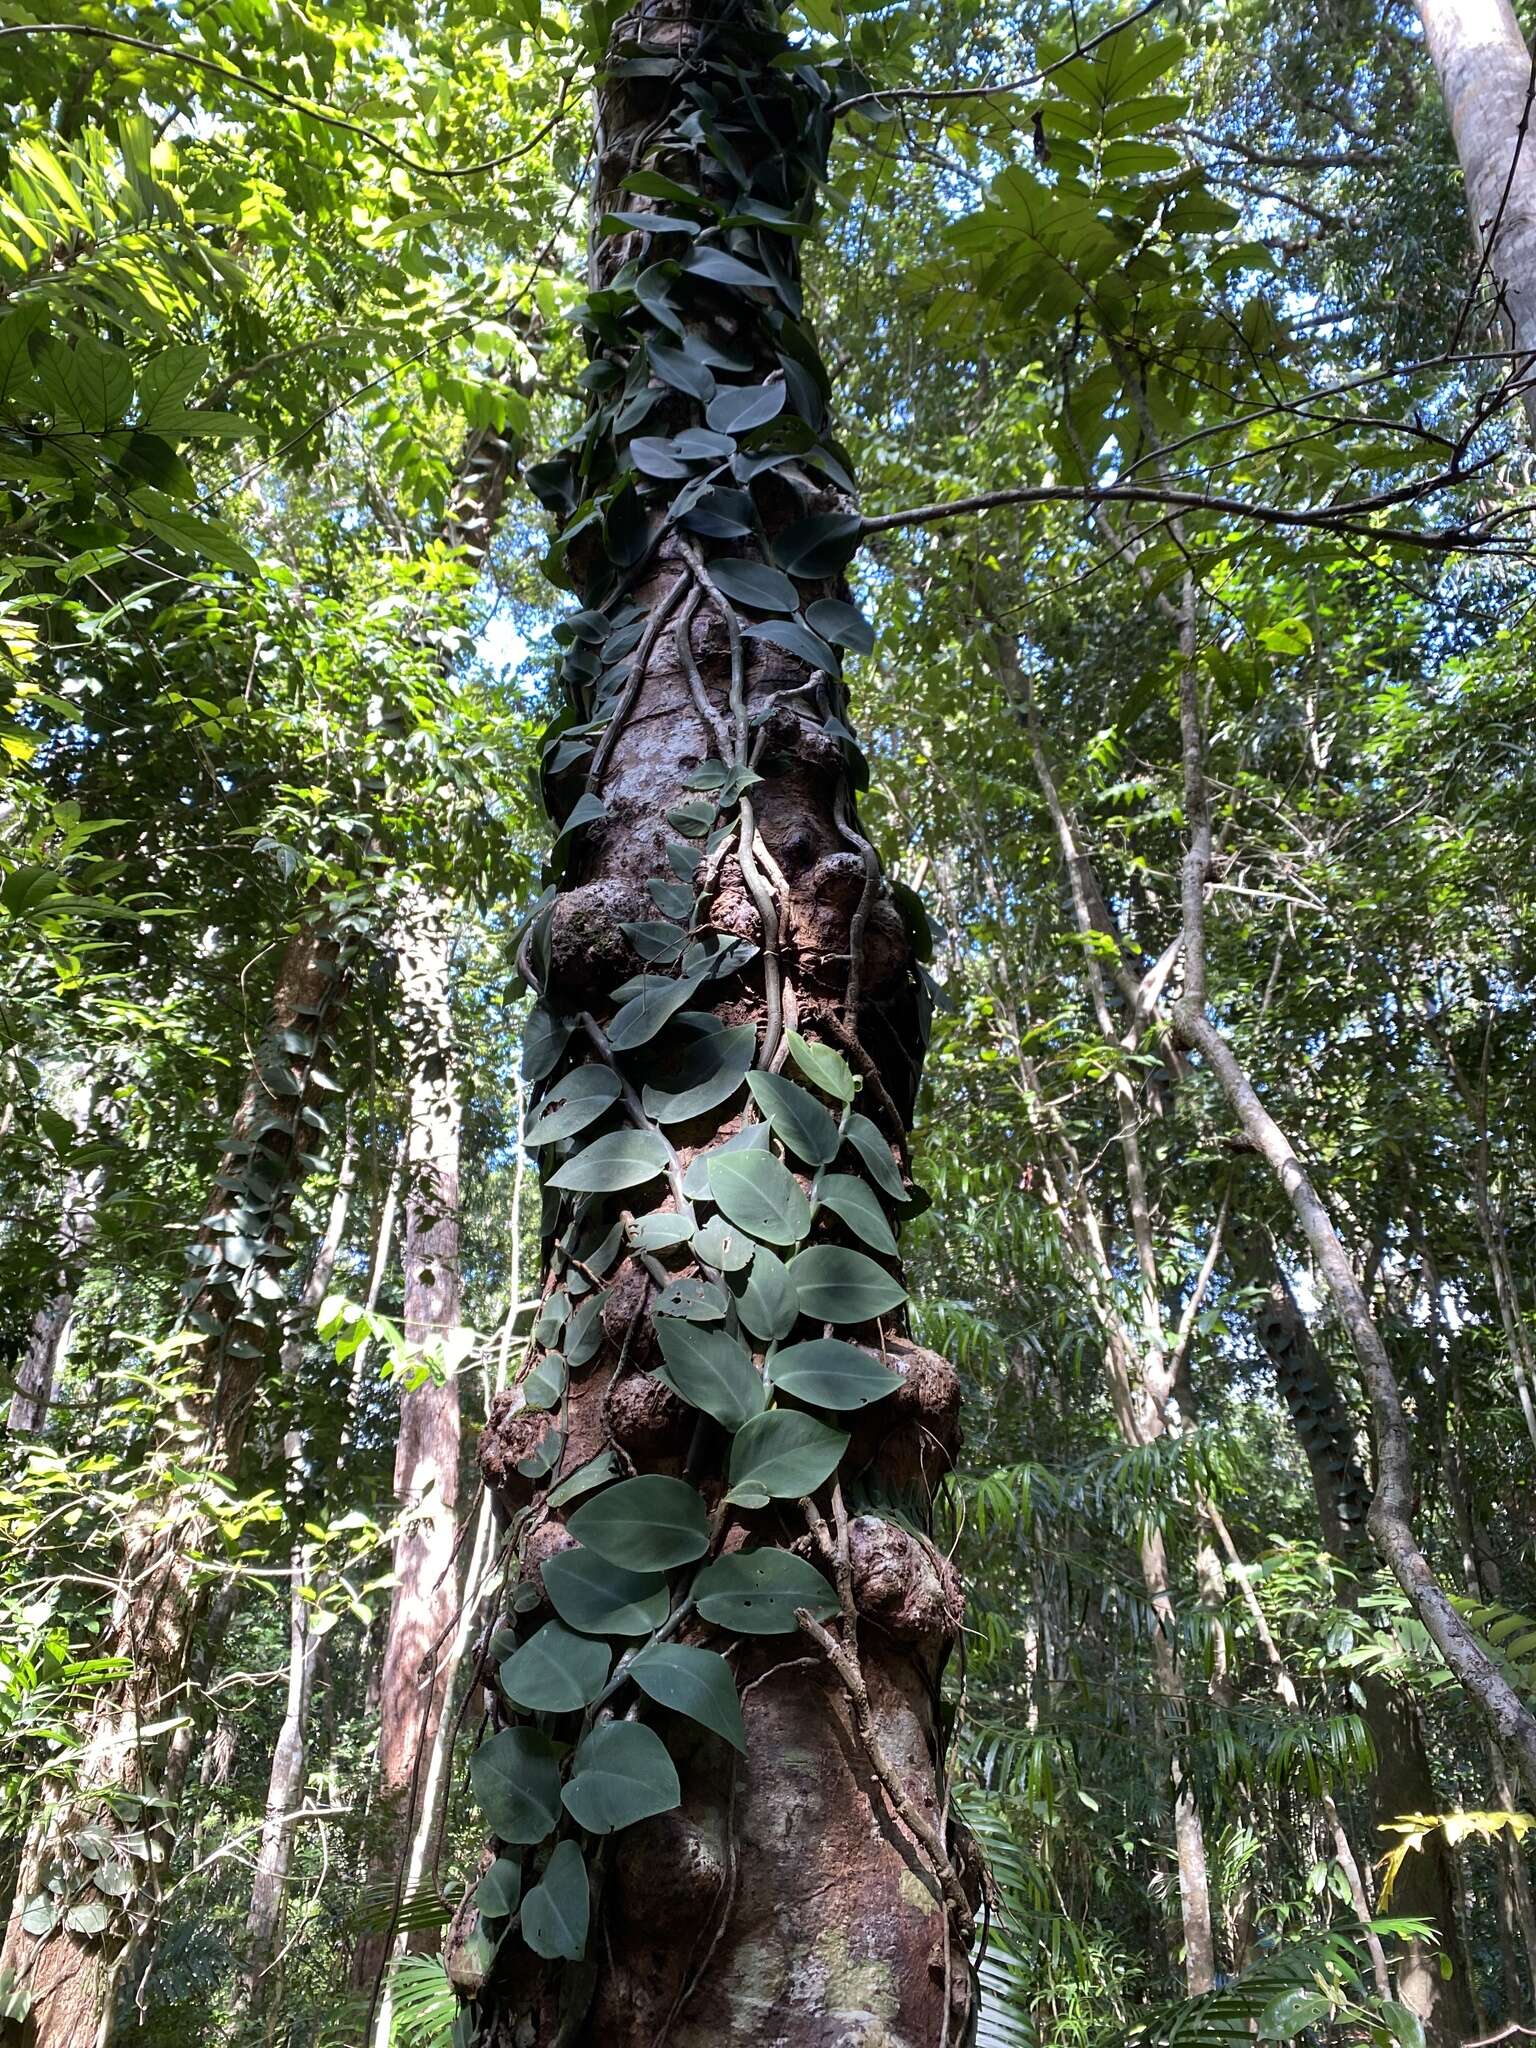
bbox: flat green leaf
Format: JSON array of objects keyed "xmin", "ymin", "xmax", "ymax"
[
  {"xmin": 629, "ymin": 1643, "xmax": 747, "ymax": 1751},
  {"xmin": 746, "ymin": 1071, "xmax": 840, "ymax": 1165},
  {"xmin": 812, "ymin": 1173, "xmax": 898, "ymax": 1256},
  {"xmin": 607, "ymin": 971, "xmax": 705, "ymax": 1051},
  {"xmin": 526, "ymin": 1066, "xmax": 624, "ymax": 1146},
  {"xmin": 516, "ymin": 1423, "xmax": 565, "ymax": 1476},
  {"xmin": 500, "ymin": 1621, "xmax": 611, "ymax": 1713},
  {"xmin": 842, "ymin": 1112, "xmax": 907, "ymax": 1202},
  {"xmin": 567, "ymin": 1475, "xmax": 710, "ymax": 1569},
  {"xmin": 741, "ymin": 618, "xmax": 837, "ymax": 674},
  {"xmin": 653, "ymin": 1319, "xmax": 765, "ymax": 1431},
  {"xmin": 691, "ymin": 1215, "xmax": 755, "ymax": 1271},
  {"xmin": 546, "ymin": 1448, "xmax": 624, "ymax": 1509},
  {"xmin": 688, "ymin": 247, "xmax": 774, "ymax": 287},
  {"xmin": 562, "ymin": 1720, "xmax": 681, "ymax": 1834},
  {"xmin": 767, "ymin": 1338, "xmax": 901, "ymax": 1410},
  {"xmin": 784, "ymin": 1030, "xmax": 856, "ymax": 1103},
  {"xmin": 728, "ymin": 1409, "xmax": 847, "ymax": 1501},
  {"xmin": 693, "ymin": 1549, "xmax": 839, "ymax": 1633},
  {"xmin": 653, "ymin": 1273, "xmax": 730, "ymax": 1320},
  {"xmin": 521, "ymin": 1355, "xmax": 567, "ymax": 1412},
  {"xmin": 547, "ymin": 1129, "xmax": 670, "ymax": 1193},
  {"xmin": 627, "ymin": 1212, "xmax": 694, "ymax": 1252},
  {"xmin": 708, "ymin": 1148, "xmax": 811, "ymax": 1245},
  {"xmin": 468, "ymin": 1727, "xmax": 562, "ymax": 1845},
  {"xmin": 786, "ymin": 1245, "xmax": 906, "ymax": 1322},
  {"xmin": 1258, "ymin": 1987, "xmax": 1334, "ymax": 2038},
  {"xmin": 804, "ymin": 599, "xmax": 874, "ymax": 655},
  {"xmin": 473, "ymin": 1858, "xmax": 522, "ymax": 1917},
  {"xmin": 707, "ymin": 558, "xmax": 798, "ymax": 612},
  {"xmin": 729, "ymin": 1243, "xmax": 799, "ymax": 1342},
  {"xmin": 542, "ymin": 1549, "xmax": 670, "ymax": 1637},
  {"xmin": 523, "ymin": 1008, "xmax": 576, "ymax": 1084},
  {"xmin": 521, "ymin": 1840, "xmax": 589, "ymax": 1961},
  {"xmin": 635, "ymin": 262, "xmax": 685, "ymax": 336},
  {"xmin": 771, "ymin": 512, "xmax": 861, "ymax": 578}
]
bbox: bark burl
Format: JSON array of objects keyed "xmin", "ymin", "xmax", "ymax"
[{"xmin": 449, "ymin": 2, "xmax": 975, "ymax": 2041}]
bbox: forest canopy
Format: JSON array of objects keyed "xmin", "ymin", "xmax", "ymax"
[{"xmin": 2, "ymin": 0, "xmax": 1536, "ymax": 2042}]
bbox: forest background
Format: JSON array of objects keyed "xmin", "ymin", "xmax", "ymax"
[{"xmin": 3, "ymin": 0, "xmax": 1536, "ymax": 2040}]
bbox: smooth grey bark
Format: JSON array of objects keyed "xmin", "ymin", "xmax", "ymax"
[{"xmin": 1416, "ymin": 0, "xmax": 1536, "ymax": 435}]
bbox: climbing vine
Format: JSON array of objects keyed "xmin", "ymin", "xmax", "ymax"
[{"xmin": 452, "ymin": 0, "xmax": 968, "ymax": 2037}]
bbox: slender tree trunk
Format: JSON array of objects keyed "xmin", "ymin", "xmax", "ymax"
[
  {"xmin": 8, "ymin": 1090, "xmax": 105, "ymax": 1434},
  {"xmin": 1415, "ymin": 0, "xmax": 1536, "ymax": 435},
  {"xmin": 352, "ymin": 888, "xmax": 465, "ymax": 2002},
  {"xmin": 450, "ymin": 4, "xmax": 973, "ymax": 2039},
  {"xmin": 244, "ymin": 1142, "xmax": 358, "ymax": 1989},
  {"xmin": 0, "ymin": 923, "xmax": 347, "ymax": 2048}
]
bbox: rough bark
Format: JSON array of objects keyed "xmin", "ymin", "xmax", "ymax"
[
  {"xmin": 449, "ymin": 5, "xmax": 973, "ymax": 2040},
  {"xmin": 1416, "ymin": 0, "xmax": 1536, "ymax": 435},
  {"xmin": 0, "ymin": 922, "xmax": 347, "ymax": 2048},
  {"xmin": 352, "ymin": 887, "xmax": 465, "ymax": 2001}
]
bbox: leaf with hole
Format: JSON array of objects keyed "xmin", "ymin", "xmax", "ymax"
[
  {"xmin": 568, "ymin": 1475, "xmax": 710, "ymax": 1569},
  {"xmin": 784, "ymin": 1030, "xmax": 856, "ymax": 1104},
  {"xmin": 708, "ymin": 1148, "xmax": 811, "ymax": 1246},
  {"xmin": 548, "ymin": 1128, "xmax": 670, "ymax": 1193},
  {"xmin": 728, "ymin": 1409, "xmax": 847, "ymax": 1502},
  {"xmin": 730, "ymin": 1243, "xmax": 800, "ymax": 1342},
  {"xmin": 767, "ymin": 1338, "xmax": 901, "ymax": 1410},
  {"xmin": 562, "ymin": 1720, "xmax": 681, "ymax": 1835},
  {"xmin": 630, "ymin": 1643, "xmax": 746, "ymax": 1751},
  {"xmin": 772, "ymin": 512, "xmax": 862, "ymax": 578},
  {"xmin": 706, "ymin": 382, "xmax": 786, "ymax": 434},
  {"xmin": 500, "ymin": 1622, "xmax": 611, "ymax": 1714},
  {"xmin": 473, "ymin": 1859, "xmax": 522, "ymax": 1918},
  {"xmin": 706, "ymin": 558, "xmax": 798, "ymax": 612},
  {"xmin": 742, "ymin": 618, "xmax": 838, "ymax": 674},
  {"xmin": 786, "ymin": 1245, "xmax": 906, "ymax": 1321},
  {"xmin": 541, "ymin": 1550, "xmax": 670, "ymax": 1637},
  {"xmin": 653, "ymin": 1273, "xmax": 730, "ymax": 1320},
  {"xmin": 626, "ymin": 1211, "xmax": 693, "ymax": 1252},
  {"xmin": 468, "ymin": 1726, "xmax": 563, "ymax": 1845},
  {"xmin": 521, "ymin": 1840, "xmax": 589, "ymax": 1962},
  {"xmin": 746, "ymin": 1071, "xmax": 840, "ymax": 1165},
  {"xmin": 526, "ymin": 1066, "xmax": 622, "ymax": 1146},
  {"xmin": 843, "ymin": 1112, "xmax": 908, "ymax": 1202},
  {"xmin": 653, "ymin": 1319, "xmax": 764, "ymax": 1431},
  {"xmin": 693, "ymin": 1549, "xmax": 839, "ymax": 1634},
  {"xmin": 812, "ymin": 1172, "xmax": 898, "ymax": 1255}
]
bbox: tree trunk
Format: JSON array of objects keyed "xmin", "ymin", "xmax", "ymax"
[
  {"xmin": 352, "ymin": 888, "xmax": 466, "ymax": 2003},
  {"xmin": 449, "ymin": 4, "xmax": 973, "ymax": 2040},
  {"xmin": 1226, "ymin": 1224, "xmax": 1480, "ymax": 2044},
  {"xmin": 0, "ymin": 921, "xmax": 348, "ymax": 2048},
  {"xmin": 244, "ymin": 1142, "xmax": 359, "ymax": 1990},
  {"xmin": 1416, "ymin": 0, "xmax": 1536, "ymax": 435},
  {"xmin": 8, "ymin": 1092, "xmax": 104, "ymax": 1434}
]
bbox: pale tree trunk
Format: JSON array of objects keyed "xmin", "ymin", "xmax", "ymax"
[
  {"xmin": 244, "ymin": 1139, "xmax": 358, "ymax": 1991},
  {"xmin": 1416, "ymin": 0, "xmax": 1536, "ymax": 434},
  {"xmin": 0, "ymin": 922, "xmax": 347, "ymax": 2048},
  {"xmin": 447, "ymin": 2, "xmax": 973, "ymax": 2037},
  {"xmin": 352, "ymin": 887, "xmax": 466, "ymax": 2005},
  {"xmin": 8, "ymin": 1080, "xmax": 105, "ymax": 1435},
  {"xmin": 1227, "ymin": 1228, "xmax": 1476, "ymax": 2040}
]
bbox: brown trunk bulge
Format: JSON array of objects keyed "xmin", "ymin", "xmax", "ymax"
[{"xmin": 450, "ymin": 3, "xmax": 974, "ymax": 2040}]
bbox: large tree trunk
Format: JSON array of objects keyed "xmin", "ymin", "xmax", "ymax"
[
  {"xmin": 449, "ymin": 3, "xmax": 973, "ymax": 2040},
  {"xmin": 1416, "ymin": 0, "xmax": 1536, "ymax": 433},
  {"xmin": 0, "ymin": 921, "xmax": 347, "ymax": 2048},
  {"xmin": 1227, "ymin": 1227, "xmax": 1480, "ymax": 2044},
  {"xmin": 352, "ymin": 887, "xmax": 466, "ymax": 2003}
]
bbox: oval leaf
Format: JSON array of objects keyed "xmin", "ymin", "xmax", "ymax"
[
  {"xmin": 693, "ymin": 1548, "xmax": 839, "ymax": 1634},
  {"xmin": 641, "ymin": 1020, "xmax": 757, "ymax": 1123},
  {"xmin": 708, "ymin": 1148, "xmax": 811, "ymax": 1246},
  {"xmin": 741, "ymin": 617, "xmax": 837, "ymax": 674},
  {"xmin": 812, "ymin": 1172, "xmax": 898, "ymax": 1256},
  {"xmin": 629, "ymin": 1642, "xmax": 747, "ymax": 1752},
  {"xmin": 521, "ymin": 1839, "xmax": 589, "ymax": 1962},
  {"xmin": 707, "ymin": 558, "xmax": 798, "ymax": 612},
  {"xmin": 541, "ymin": 1549, "xmax": 670, "ymax": 1637},
  {"xmin": 561, "ymin": 1719, "xmax": 681, "ymax": 1835},
  {"xmin": 547, "ymin": 1128, "xmax": 670, "ymax": 1194},
  {"xmin": 843, "ymin": 1111, "xmax": 908, "ymax": 1203},
  {"xmin": 705, "ymin": 380, "xmax": 785, "ymax": 432},
  {"xmin": 729, "ymin": 1243, "xmax": 800, "ymax": 1342},
  {"xmin": 468, "ymin": 1726, "xmax": 562, "ymax": 1845},
  {"xmin": 745, "ymin": 1071, "xmax": 840, "ymax": 1165},
  {"xmin": 767, "ymin": 1337, "xmax": 901, "ymax": 1410},
  {"xmin": 653, "ymin": 1319, "xmax": 765, "ymax": 1432},
  {"xmin": 787, "ymin": 1244, "xmax": 907, "ymax": 1322},
  {"xmin": 567, "ymin": 1474, "xmax": 711, "ymax": 1570},
  {"xmin": 500, "ymin": 1621, "xmax": 611, "ymax": 1714},
  {"xmin": 526, "ymin": 1066, "xmax": 623, "ymax": 1146},
  {"xmin": 727, "ymin": 1408, "xmax": 848, "ymax": 1501},
  {"xmin": 784, "ymin": 1030, "xmax": 856, "ymax": 1103}
]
